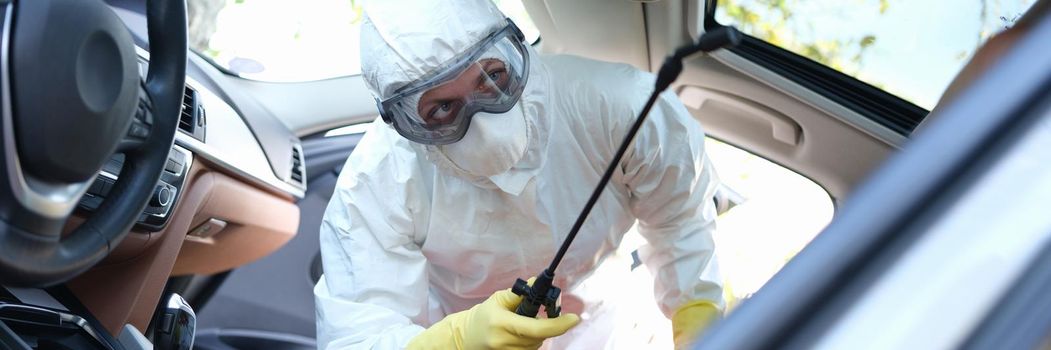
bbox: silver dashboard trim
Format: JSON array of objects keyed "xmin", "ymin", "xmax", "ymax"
[
  {"xmin": 135, "ymin": 46, "xmax": 305, "ymax": 199},
  {"xmin": 174, "ymin": 131, "xmax": 305, "ymax": 198}
]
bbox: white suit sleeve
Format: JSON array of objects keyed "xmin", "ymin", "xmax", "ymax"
[
  {"xmin": 620, "ymin": 90, "xmax": 724, "ymax": 317},
  {"xmin": 314, "ymin": 128, "xmax": 430, "ymax": 349}
]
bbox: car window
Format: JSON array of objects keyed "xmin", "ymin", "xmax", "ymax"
[
  {"xmin": 705, "ymin": 138, "xmax": 834, "ymax": 308},
  {"xmin": 187, "ymin": 0, "xmax": 540, "ymax": 83},
  {"xmin": 714, "ymin": 0, "xmax": 1038, "ymax": 110},
  {"xmin": 617, "ymin": 138, "xmax": 834, "ymax": 312},
  {"xmin": 323, "ymin": 121, "xmax": 373, "ymax": 137}
]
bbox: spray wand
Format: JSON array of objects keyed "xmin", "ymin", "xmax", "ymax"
[{"xmin": 511, "ymin": 26, "xmax": 742, "ymax": 318}]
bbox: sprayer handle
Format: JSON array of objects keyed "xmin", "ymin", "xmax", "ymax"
[
  {"xmin": 544, "ymin": 286, "xmax": 562, "ymax": 318},
  {"xmin": 512, "ymin": 278, "xmax": 542, "ymax": 317}
]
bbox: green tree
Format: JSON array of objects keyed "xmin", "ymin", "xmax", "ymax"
[
  {"xmin": 718, "ymin": 0, "xmax": 886, "ymax": 77},
  {"xmin": 188, "ymin": 0, "xmax": 226, "ymax": 54}
]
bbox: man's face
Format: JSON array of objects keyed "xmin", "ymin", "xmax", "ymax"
[
  {"xmin": 417, "ymin": 58, "xmax": 512, "ymax": 129},
  {"xmin": 370, "ymin": 21, "xmax": 529, "ymax": 146}
]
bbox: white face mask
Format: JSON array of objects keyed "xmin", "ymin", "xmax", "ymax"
[{"xmin": 436, "ymin": 103, "xmax": 529, "ymax": 178}]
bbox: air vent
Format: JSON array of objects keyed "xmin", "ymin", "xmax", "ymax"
[
  {"xmin": 290, "ymin": 144, "xmax": 305, "ymax": 186},
  {"xmin": 178, "ymin": 85, "xmax": 206, "ymax": 142},
  {"xmin": 180, "ymin": 86, "xmax": 197, "ymax": 134}
]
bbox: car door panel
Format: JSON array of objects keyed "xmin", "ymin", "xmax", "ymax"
[{"xmin": 194, "ymin": 132, "xmax": 361, "ymax": 339}]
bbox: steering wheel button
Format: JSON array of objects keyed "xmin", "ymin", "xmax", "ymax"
[
  {"xmin": 130, "ymin": 122, "xmax": 149, "ymax": 138},
  {"xmin": 98, "ymin": 180, "xmax": 112, "ymax": 197},
  {"xmin": 135, "ymin": 106, "xmax": 148, "ymax": 123},
  {"xmin": 139, "ymin": 105, "xmax": 153, "ymax": 125},
  {"xmin": 79, "ymin": 195, "xmax": 102, "ymax": 211},
  {"xmin": 88, "ymin": 179, "xmax": 105, "ymax": 195}
]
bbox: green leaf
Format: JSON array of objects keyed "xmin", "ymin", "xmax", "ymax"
[{"xmin": 859, "ymin": 35, "xmax": 876, "ymax": 48}]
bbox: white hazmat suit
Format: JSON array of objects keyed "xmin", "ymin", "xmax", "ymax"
[{"xmin": 315, "ymin": 1, "xmax": 723, "ymax": 348}]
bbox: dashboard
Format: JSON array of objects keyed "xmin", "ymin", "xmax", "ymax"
[
  {"xmin": 173, "ymin": 59, "xmax": 307, "ymax": 200},
  {"xmin": 76, "ymin": 46, "xmax": 307, "ymax": 232},
  {"xmin": 54, "ymin": 3, "xmax": 310, "ymax": 334},
  {"xmin": 78, "ymin": 6, "xmax": 309, "ymax": 234}
]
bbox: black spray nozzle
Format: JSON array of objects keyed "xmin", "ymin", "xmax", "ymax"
[
  {"xmin": 512, "ymin": 269, "xmax": 561, "ymax": 318},
  {"xmin": 674, "ymin": 26, "xmax": 743, "ymax": 60},
  {"xmin": 657, "ymin": 26, "xmax": 743, "ymax": 91}
]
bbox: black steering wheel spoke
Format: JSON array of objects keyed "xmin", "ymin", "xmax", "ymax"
[{"xmin": 117, "ymin": 86, "xmax": 155, "ymax": 153}]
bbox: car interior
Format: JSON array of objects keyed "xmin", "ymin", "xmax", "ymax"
[{"xmin": 0, "ymin": 0, "xmax": 1048, "ymax": 349}]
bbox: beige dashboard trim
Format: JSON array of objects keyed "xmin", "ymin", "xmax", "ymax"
[
  {"xmin": 172, "ymin": 169, "xmax": 299, "ymax": 275},
  {"xmin": 67, "ymin": 160, "xmax": 299, "ymax": 335}
]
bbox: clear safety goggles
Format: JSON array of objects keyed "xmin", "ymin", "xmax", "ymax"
[{"xmin": 376, "ymin": 20, "xmax": 530, "ymax": 145}]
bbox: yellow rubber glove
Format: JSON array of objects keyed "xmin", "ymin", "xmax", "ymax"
[
  {"xmin": 406, "ymin": 284, "xmax": 581, "ymax": 350},
  {"xmin": 671, "ymin": 300, "xmax": 721, "ymax": 350}
]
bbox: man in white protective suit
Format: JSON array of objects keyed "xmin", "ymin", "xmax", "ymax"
[{"xmin": 314, "ymin": 0, "xmax": 724, "ymax": 348}]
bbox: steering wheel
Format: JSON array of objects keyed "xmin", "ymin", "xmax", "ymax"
[{"xmin": 0, "ymin": 0, "xmax": 186, "ymax": 287}]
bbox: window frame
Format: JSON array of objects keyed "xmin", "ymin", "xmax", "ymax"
[
  {"xmin": 704, "ymin": 0, "xmax": 929, "ymax": 136},
  {"xmin": 695, "ymin": 9, "xmax": 1051, "ymax": 348},
  {"xmin": 961, "ymin": 237, "xmax": 1051, "ymax": 350}
]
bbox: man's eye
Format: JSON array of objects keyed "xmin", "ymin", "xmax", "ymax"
[
  {"xmin": 481, "ymin": 68, "xmax": 510, "ymax": 92},
  {"xmin": 425, "ymin": 100, "xmax": 459, "ymax": 125}
]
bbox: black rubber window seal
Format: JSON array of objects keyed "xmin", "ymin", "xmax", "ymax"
[{"xmin": 703, "ymin": 0, "xmax": 929, "ymax": 135}]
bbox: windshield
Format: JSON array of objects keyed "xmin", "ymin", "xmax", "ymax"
[
  {"xmin": 188, "ymin": 0, "xmax": 540, "ymax": 83},
  {"xmin": 714, "ymin": 0, "xmax": 1038, "ymax": 110}
]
